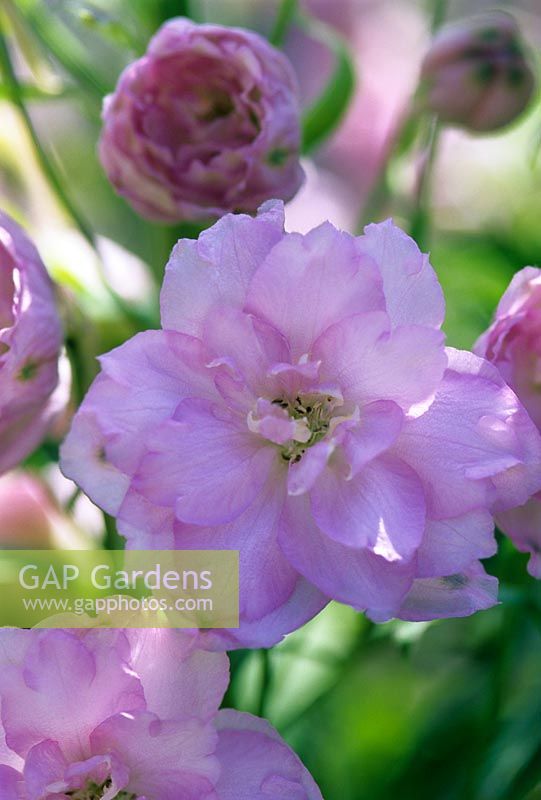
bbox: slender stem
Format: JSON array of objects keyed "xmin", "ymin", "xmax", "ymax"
[
  {"xmin": 0, "ymin": 26, "xmax": 95, "ymax": 246},
  {"xmin": 409, "ymin": 116, "xmax": 441, "ymax": 249},
  {"xmin": 270, "ymin": 0, "xmax": 298, "ymax": 47},
  {"xmin": 103, "ymin": 512, "xmax": 125, "ymax": 550},
  {"xmin": 256, "ymin": 649, "xmax": 272, "ymax": 718},
  {"xmin": 429, "ymin": 0, "xmax": 448, "ymax": 34}
]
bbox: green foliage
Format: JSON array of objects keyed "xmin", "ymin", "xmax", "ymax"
[{"xmin": 300, "ymin": 19, "xmax": 356, "ymax": 153}]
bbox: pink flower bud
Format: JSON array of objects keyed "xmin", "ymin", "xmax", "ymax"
[
  {"xmin": 99, "ymin": 18, "xmax": 304, "ymax": 222},
  {"xmin": 0, "ymin": 472, "xmax": 85, "ymax": 548},
  {"xmin": 420, "ymin": 12, "xmax": 535, "ymax": 132},
  {"xmin": 0, "ymin": 211, "xmax": 63, "ymax": 473}
]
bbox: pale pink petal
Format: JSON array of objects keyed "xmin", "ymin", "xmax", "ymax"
[
  {"xmin": 398, "ymin": 562, "xmax": 498, "ymax": 621},
  {"xmin": 215, "ymin": 710, "xmax": 323, "ymax": 800},
  {"xmin": 312, "ymin": 312, "xmax": 447, "ymax": 410},
  {"xmin": 175, "ymin": 472, "xmax": 298, "ymax": 621},
  {"xmin": 245, "ymin": 222, "xmax": 384, "ymax": 359},
  {"xmin": 279, "ymin": 494, "xmax": 414, "ymax": 620},
  {"xmin": 0, "ymin": 766, "xmax": 20, "ymax": 800},
  {"xmin": 0, "ymin": 630, "xmax": 144, "ymax": 762},
  {"xmin": 397, "ymin": 348, "xmax": 541, "ymax": 517},
  {"xmin": 497, "ymin": 495, "xmax": 541, "ymax": 578},
  {"xmin": 125, "ymin": 629, "xmax": 229, "ymax": 721},
  {"xmin": 90, "ymin": 711, "xmax": 219, "ymax": 800},
  {"xmin": 358, "ymin": 218, "xmax": 445, "ymax": 328},
  {"xmin": 202, "ymin": 577, "xmax": 328, "ymax": 650},
  {"xmin": 340, "ymin": 400, "xmax": 404, "ymax": 477},
  {"xmin": 59, "ymin": 409, "xmax": 131, "ymax": 516},
  {"xmin": 160, "ymin": 202, "xmax": 284, "ymax": 336},
  {"xmin": 23, "ymin": 740, "xmax": 67, "ymax": 800},
  {"xmin": 287, "ymin": 440, "xmax": 334, "ymax": 496},
  {"xmin": 133, "ymin": 400, "xmax": 276, "ymax": 525},
  {"xmin": 310, "ymin": 455, "xmax": 425, "ymax": 558},
  {"xmin": 417, "ymin": 511, "xmax": 497, "ymax": 578}
]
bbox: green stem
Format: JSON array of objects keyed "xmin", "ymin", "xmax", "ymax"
[
  {"xmin": 0, "ymin": 25, "xmax": 96, "ymax": 246},
  {"xmin": 429, "ymin": 0, "xmax": 448, "ymax": 34},
  {"xmin": 270, "ymin": 0, "xmax": 298, "ymax": 47},
  {"xmin": 256, "ymin": 649, "xmax": 272, "ymax": 718},
  {"xmin": 103, "ymin": 512, "xmax": 125, "ymax": 550},
  {"xmin": 409, "ymin": 116, "xmax": 441, "ymax": 249}
]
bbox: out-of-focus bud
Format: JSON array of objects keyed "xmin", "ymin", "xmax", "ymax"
[
  {"xmin": 0, "ymin": 472, "xmax": 88, "ymax": 548},
  {"xmin": 475, "ymin": 268, "xmax": 541, "ymax": 577},
  {"xmin": 99, "ymin": 18, "xmax": 304, "ymax": 222},
  {"xmin": 420, "ymin": 12, "xmax": 536, "ymax": 132},
  {"xmin": 0, "ymin": 211, "xmax": 64, "ymax": 473}
]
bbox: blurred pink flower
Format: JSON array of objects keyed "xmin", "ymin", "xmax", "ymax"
[
  {"xmin": 0, "ymin": 471, "xmax": 87, "ymax": 549},
  {"xmin": 420, "ymin": 12, "xmax": 535, "ymax": 132},
  {"xmin": 61, "ymin": 202, "xmax": 541, "ymax": 644},
  {"xmin": 286, "ymin": 1, "xmax": 425, "ymax": 220},
  {"xmin": 99, "ymin": 18, "xmax": 304, "ymax": 222},
  {"xmin": 0, "ymin": 628, "xmax": 322, "ymax": 799},
  {"xmin": 0, "ymin": 211, "xmax": 63, "ymax": 474},
  {"xmin": 475, "ymin": 268, "xmax": 541, "ymax": 576}
]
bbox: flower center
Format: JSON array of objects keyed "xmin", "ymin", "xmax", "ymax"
[
  {"xmin": 275, "ymin": 394, "xmax": 335, "ymax": 463},
  {"xmin": 66, "ymin": 780, "xmax": 137, "ymax": 800}
]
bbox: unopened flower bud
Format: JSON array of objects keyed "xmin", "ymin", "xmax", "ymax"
[
  {"xmin": 99, "ymin": 18, "xmax": 304, "ymax": 222},
  {"xmin": 420, "ymin": 13, "xmax": 536, "ymax": 132}
]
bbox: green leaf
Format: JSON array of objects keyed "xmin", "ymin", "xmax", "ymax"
[
  {"xmin": 300, "ymin": 19, "xmax": 355, "ymax": 153},
  {"xmin": 0, "ymin": 81, "xmax": 71, "ymax": 101}
]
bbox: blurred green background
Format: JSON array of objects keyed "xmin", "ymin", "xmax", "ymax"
[{"xmin": 1, "ymin": 1, "xmax": 541, "ymax": 798}]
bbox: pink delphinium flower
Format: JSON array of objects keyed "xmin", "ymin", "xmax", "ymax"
[
  {"xmin": 0, "ymin": 628, "xmax": 322, "ymax": 799},
  {"xmin": 61, "ymin": 202, "xmax": 541, "ymax": 644},
  {"xmin": 0, "ymin": 211, "xmax": 63, "ymax": 474},
  {"xmin": 475, "ymin": 267, "xmax": 541, "ymax": 577},
  {"xmin": 99, "ymin": 18, "xmax": 304, "ymax": 223}
]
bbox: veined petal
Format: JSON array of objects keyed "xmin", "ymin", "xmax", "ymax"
[
  {"xmin": 160, "ymin": 202, "xmax": 284, "ymax": 336},
  {"xmin": 396, "ymin": 348, "xmax": 541, "ymax": 518},
  {"xmin": 90, "ymin": 712, "xmax": 219, "ymax": 800},
  {"xmin": 278, "ymin": 494, "xmax": 414, "ymax": 619},
  {"xmin": 309, "ymin": 455, "xmax": 426, "ymax": 559},
  {"xmin": 133, "ymin": 399, "xmax": 276, "ymax": 526},
  {"xmin": 358, "ymin": 218, "xmax": 445, "ymax": 329},
  {"xmin": 214, "ymin": 710, "xmax": 323, "ymax": 800},
  {"xmin": 397, "ymin": 562, "xmax": 498, "ymax": 621},
  {"xmin": 245, "ymin": 222, "xmax": 384, "ymax": 360},
  {"xmin": 312, "ymin": 312, "xmax": 447, "ymax": 411}
]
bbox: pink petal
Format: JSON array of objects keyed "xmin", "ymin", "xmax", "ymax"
[
  {"xmin": 175, "ymin": 472, "xmax": 298, "ymax": 621},
  {"xmin": 133, "ymin": 400, "xmax": 276, "ymax": 526},
  {"xmin": 0, "ymin": 766, "xmax": 20, "ymax": 800},
  {"xmin": 90, "ymin": 711, "xmax": 219, "ymax": 800},
  {"xmin": 203, "ymin": 306, "xmax": 289, "ymax": 403},
  {"xmin": 202, "ymin": 577, "xmax": 328, "ymax": 650},
  {"xmin": 160, "ymin": 201, "xmax": 284, "ymax": 337},
  {"xmin": 358, "ymin": 218, "xmax": 445, "ymax": 329},
  {"xmin": 0, "ymin": 630, "xmax": 144, "ymax": 762},
  {"xmin": 287, "ymin": 440, "xmax": 335, "ymax": 496},
  {"xmin": 310, "ymin": 455, "xmax": 426, "ymax": 558},
  {"xmin": 398, "ymin": 562, "xmax": 498, "ymax": 621},
  {"xmin": 125, "ymin": 629, "xmax": 229, "ymax": 721},
  {"xmin": 417, "ymin": 511, "xmax": 497, "ymax": 578},
  {"xmin": 340, "ymin": 400, "xmax": 404, "ymax": 477},
  {"xmin": 312, "ymin": 312, "xmax": 447, "ymax": 411},
  {"xmin": 396, "ymin": 348, "xmax": 541, "ymax": 518},
  {"xmin": 59, "ymin": 409, "xmax": 130, "ymax": 516},
  {"xmin": 23, "ymin": 740, "xmax": 67, "ymax": 800},
  {"xmin": 497, "ymin": 495, "xmax": 541, "ymax": 578},
  {"xmin": 214, "ymin": 710, "xmax": 323, "ymax": 800},
  {"xmin": 278, "ymin": 494, "xmax": 414, "ymax": 620},
  {"xmin": 245, "ymin": 221, "xmax": 384, "ymax": 360}
]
